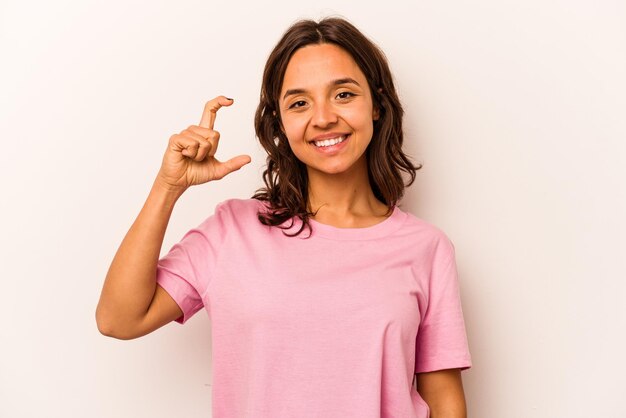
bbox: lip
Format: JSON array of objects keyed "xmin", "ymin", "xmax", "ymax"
[
  {"xmin": 309, "ymin": 133, "xmax": 350, "ymax": 154},
  {"xmin": 309, "ymin": 132, "xmax": 351, "ymax": 142}
]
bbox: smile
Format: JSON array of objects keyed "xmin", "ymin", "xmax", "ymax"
[{"xmin": 312, "ymin": 135, "xmax": 348, "ymax": 148}]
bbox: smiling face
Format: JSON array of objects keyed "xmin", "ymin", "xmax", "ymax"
[{"xmin": 278, "ymin": 43, "xmax": 379, "ymax": 177}]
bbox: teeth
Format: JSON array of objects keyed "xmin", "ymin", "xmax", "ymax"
[{"xmin": 313, "ymin": 135, "xmax": 346, "ymax": 147}]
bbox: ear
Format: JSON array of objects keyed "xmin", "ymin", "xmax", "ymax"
[
  {"xmin": 273, "ymin": 110, "xmax": 286, "ymax": 134},
  {"xmin": 373, "ymin": 87, "xmax": 383, "ymax": 121},
  {"xmin": 372, "ymin": 105, "xmax": 380, "ymax": 121}
]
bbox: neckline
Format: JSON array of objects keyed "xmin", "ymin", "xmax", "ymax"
[{"xmin": 307, "ymin": 206, "xmax": 407, "ymax": 240}]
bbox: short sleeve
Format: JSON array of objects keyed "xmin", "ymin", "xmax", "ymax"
[
  {"xmin": 156, "ymin": 202, "xmax": 226, "ymax": 324},
  {"xmin": 415, "ymin": 238, "xmax": 472, "ymax": 373}
]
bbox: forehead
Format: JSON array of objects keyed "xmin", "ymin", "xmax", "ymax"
[{"xmin": 281, "ymin": 43, "xmax": 367, "ymax": 92}]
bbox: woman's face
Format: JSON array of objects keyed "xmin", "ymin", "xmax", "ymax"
[{"xmin": 278, "ymin": 43, "xmax": 379, "ymax": 177}]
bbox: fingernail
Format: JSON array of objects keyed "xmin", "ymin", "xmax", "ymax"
[{"xmin": 226, "ymin": 97, "xmax": 233, "ymax": 101}]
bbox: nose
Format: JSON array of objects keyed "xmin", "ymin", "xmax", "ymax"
[{"xmin": 311, "ymin": 100, "xmax": 338, "ymax": 128}]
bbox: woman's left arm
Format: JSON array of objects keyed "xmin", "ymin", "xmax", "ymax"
[{"xmin": 415, "ymin": 368, "xmax": 467, "ymax": 418}]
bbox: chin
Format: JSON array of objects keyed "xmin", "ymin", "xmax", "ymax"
[{"xmin": 308, "ymin": 163, "xmax": 358, "ymax": 177}]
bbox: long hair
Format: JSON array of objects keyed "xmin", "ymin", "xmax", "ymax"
[{"xmin": 252, "ymin": 17, "xmax": 422, "ymax": 236}]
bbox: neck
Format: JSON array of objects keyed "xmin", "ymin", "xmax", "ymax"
[{"xmin": 306, "ymin": 158, "xmax": 389, "ymax": 228}]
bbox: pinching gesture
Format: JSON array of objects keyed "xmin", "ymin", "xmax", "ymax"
[{"xmin": 156, "ymin": 95, "xmax": 251, "ymax": 193}]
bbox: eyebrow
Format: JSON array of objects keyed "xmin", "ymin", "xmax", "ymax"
[{"xmin": 282, "ymin": 77, "xmax": 361, "ymax": 101}]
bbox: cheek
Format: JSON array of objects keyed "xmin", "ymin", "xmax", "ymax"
[
  {"xmin": 344, "ymin": 101, "xmax": 375, "ymax": 125},
  {"xmin": 344, "ymin": 108, "xmax": 375, "ymax": 139},
  {"xmin": 282, "ymin": 115, "xmax": 307, "ymax": 144}
]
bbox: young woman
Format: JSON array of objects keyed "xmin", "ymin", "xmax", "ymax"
[{"xmin": 97, "ymin": 17, "xmax": 472, "ymax": 418}]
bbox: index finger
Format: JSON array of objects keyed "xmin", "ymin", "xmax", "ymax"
[{"xmin": 199, "ymin": 96, "xmax": 234, "ymax": 129}]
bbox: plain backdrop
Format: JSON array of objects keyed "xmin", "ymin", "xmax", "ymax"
[{"xmin": 1, "ymin": 0, "xmax": 625, "ymax": 417}]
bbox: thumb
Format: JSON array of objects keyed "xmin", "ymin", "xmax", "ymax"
[{"xmin": 212, "ymin": 155, "xmax": 252, "ymax": 180}]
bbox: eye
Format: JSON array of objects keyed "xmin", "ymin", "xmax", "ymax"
[
  {"xmin": 336, "ymin": 91, "xmax": 356, "ymax": 100},
  {"xmin": 288, "ymin": 100, "xmax": 307, "ymax": 109}
]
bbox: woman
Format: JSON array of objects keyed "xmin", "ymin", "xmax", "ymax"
[{"xmin": 96, "ymin": 17, "xmax": 472, "ymax": 418}]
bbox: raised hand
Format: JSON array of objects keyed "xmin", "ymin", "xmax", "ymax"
[{"xmin": 155, "ymin": 96, "xmax": 251, "ymax": 193}]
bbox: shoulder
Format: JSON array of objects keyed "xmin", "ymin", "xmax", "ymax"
[
  {"xmin": 207, "ymin": 198, "xmax": 267, "ymax": 230},
  {"xmin": 215, "ymin": 198, "xmax": 265, "ymax": 214},
  {"xmin": 188, "ymin": 198, "xmax": 267, "ymax": 239},
  {"xmin": 395, "ymin": 206, "xmax": 457, "ymax": 262}
]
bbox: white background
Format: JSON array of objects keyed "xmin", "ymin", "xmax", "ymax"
[{"xmin": 1, "ymin": 1, "xmax": 625, "ymax": 417}]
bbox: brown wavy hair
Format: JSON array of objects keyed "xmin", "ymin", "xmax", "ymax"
[{"xmin": 252, "ymin": 17, "xmax": 422, "ymax": 236}]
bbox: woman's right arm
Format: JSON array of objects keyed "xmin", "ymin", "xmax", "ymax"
[
  {"xmin": 95, "ymin": 181, "xmax": 184, "ymax": 340},
  {"xmin": 95, "ymin": 96, "xmax": 251, "ymax": 340}
]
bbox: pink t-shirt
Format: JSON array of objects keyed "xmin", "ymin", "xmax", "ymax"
[{"xmin": 156, "ymin": 198, "xmax": 471, "ymax": 417}]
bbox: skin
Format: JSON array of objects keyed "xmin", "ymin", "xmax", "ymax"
[
  {"xmin": 278, "ymin": 43, "xmax": 388, "ymax": 227},
  {"xmin": 416, "ymin": 369, "xmax": 467, "ymax": 417},
  {"xmin": 96, "ymin": 97, "xmax": 249, "ymax": 339},
  {"xmin": 280, "ymin": 43, "xmax": 467, "ymax": 415},
  {"xmin": 97, "ymin": 44, "xmax": 466, "ymax": 416}
]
